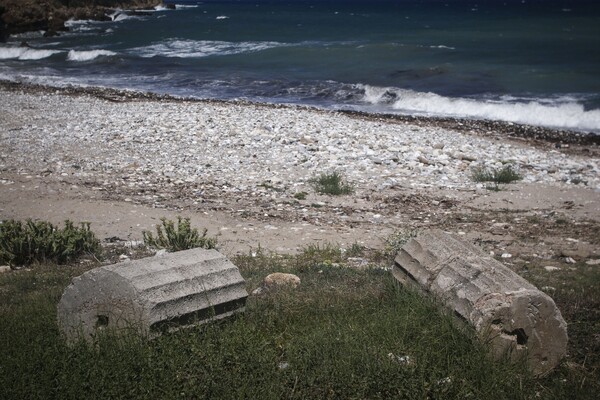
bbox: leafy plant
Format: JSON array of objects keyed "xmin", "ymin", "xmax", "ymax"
[
  {"xmin": 0, "ymin": 219, "xmax": 100, "ymax": 267},
  {"xmin": 309, "ymin": 171, "xmax": 354, "ymax": 195},
  {"xmin": 471, "ymin": 164, "xmax": 522, "ymax": 191},
  {"xmin": 143, "ymin": 217, "xmax": 217, "ymax": 252},
  {"xmin": 293, "ymin": 191, "xmax": 308, "ymax": 200}
]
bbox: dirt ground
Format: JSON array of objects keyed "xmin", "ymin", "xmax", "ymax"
[{"xmin": 1, "ymin": 169, "xmax": 598, "ymax": 266}]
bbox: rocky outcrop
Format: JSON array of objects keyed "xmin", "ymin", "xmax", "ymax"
[
  {"xmin": 0, "ymin": 0, "xmax": 161, "ymax": 38},
  {"xmin": 0, "ymin": 5, "xmax": 7, "ymax": 42},
  {"xmin": 393, "ymin": 229, "xmax": 568, "ymax": 377}
]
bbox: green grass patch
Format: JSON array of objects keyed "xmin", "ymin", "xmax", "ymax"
[
  {"xmin": 309, "ymin": 171, "xmax": 354, "ymax": 195},
  {"xmin": 471, "ymin": 164, "xmax": 523, "ymax": 191},
  {"xmin": 293, "ymin": 191, "xmax": 308, "ymax": 200},
  {"xmin": 0, "ymin": 246, "xmax": 597, "ymax": 399},
  {"xmin": 143, "ymin": 216, "xmax": 217, "ymax": 252},
  {"xmin": 0, "ymin": 219, "xmax": 100, "ymax": 268}
]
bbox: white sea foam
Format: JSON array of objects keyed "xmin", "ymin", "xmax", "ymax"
[
  {"xmin": 113, "ymin": 13, "xmax": 132, "ymax": 22},
  {"xmin": 67, "ymin": 50, "xmax": 117, "ymax": 62},
  {"xmin": 430, "ymin": 45, "xmax": 455, "ymax": 50},
  {"xmin": 131, "ymin": 39, "xmax": 285, "ymax": 59},
  {"xmin": 64, "ymin": 19, "xmax": 105, "ymax": 34},
  {"xmin": 176, "ymin": 5, "xmax": 199, "ymax": 9},
  {"xmin": 359, "ymin": 85, "xmax": 600, "ymax": 132},
  {"xmin": 216, "ymin": 16, "xmax": 230, "ymax": 20},
  {"xmin": 0, "ymin": 47, "xmax": 61, "ymax": 60},
  {"xmin": 10, "ymin": 30, "xmax": 46, "ymax": 39}
]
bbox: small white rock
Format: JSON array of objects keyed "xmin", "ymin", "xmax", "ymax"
[
  {"xmin": 263, "ymin": 273, "xmax": 301, "ymax": 289},
  {"xmin": 278, "ymin": 361, "xmax": 290, "ymax": 370},
  {"xmin": 0, "ymin": 265, "xmax": 12, "ymax": 273},
  {"xmin": 586, "ymin": 259, "xmax": 600, "ymax": 265},
  {"xmin": 544, "ymin": 266, "xmax": 561, "ymax": 272},
  {"xmin": 501, "ymin": 253, "xmax": 512, "ymax": 258},
  {"xmin": 564, "ymin": 257, "xmax": 576, "ymax": 264},
  {"xmin": 251, "ymin": 287, "xmax": 264, "ymax": 296}
]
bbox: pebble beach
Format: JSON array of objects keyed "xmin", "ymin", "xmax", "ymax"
[{"xmin": 1, "ymin": 82, "xmax": 599, "ymax": 201}]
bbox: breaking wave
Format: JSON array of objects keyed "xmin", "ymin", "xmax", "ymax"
[
  {"xmin": 358, "ymin": 85, "xmax": 600, "ymax": 132},
  {"xmin": 67, "ymin": 49, "xmax": 117, "ymax": 62},
  {"xmin": 131, "ymin": 39, "xmax": 286, "ymax": 59},
  {"xmin": 0, "ymin": 46, "xmax": 61, "ymax": 60}
]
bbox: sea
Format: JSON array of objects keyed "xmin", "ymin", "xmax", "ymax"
[{"xmin": 1, "ymin": 0, "xmax": 599, "ymax": 132}]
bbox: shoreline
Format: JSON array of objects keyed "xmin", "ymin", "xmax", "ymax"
[
  {"xmin": 1, "ymin": 79, "xmax": 599, "ymax": 153},
  {"xmin": 1, "ymin": 79, "xmax": 599, "ymax": 260}
]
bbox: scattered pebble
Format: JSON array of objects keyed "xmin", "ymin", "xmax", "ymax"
[
  {"xmin": 544, "ymin": 266, "xmax": 561, "ymax": 272},
  {"xmin": 278, "ymin": 361, "xmax": 289, "ymax": 370},
  {"xmin": 586, "ymin": 259, "xmax": 600, "ymax": 265},
  {"xmin": 564, "ymin": 257, "xmax": 576, "ymax": 264},
  {"xmin": 501, "ymin": 253, "xmax": 512, "ymax": 258},
  {"xmin": 388, "ymin": 353, "xmax": 413, "ymax": 365}
]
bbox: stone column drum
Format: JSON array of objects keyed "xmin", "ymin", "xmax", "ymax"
[
  {"xmin": 393, "ymin": 229, "xmax": 567, "ymax": 376},
  {"xmin": 58, "ymin": 248, "xmax": 248, "ymax": 343}
]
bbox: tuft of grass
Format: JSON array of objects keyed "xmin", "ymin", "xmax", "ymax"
[
  {"xmin": 0, "ymin": 219, "xmax": 100, "ymax": 268},
  {"xmin": 309, "ymin": 171, "xmax": 354, "ymax": 195},
  {"xmin": 293, "ymin": 191, "xmax": 308, "ymax": 200},
  {"xmin": 471, "ymin": 164, "xmax": 522, "ymax": 191},
  {"xmin": 142, "ymin": 216, "xmax": 217, "ymax": 252},
  {"xmin": 346, "ymin": 242, "xmax": 366, "ymax": 257}
]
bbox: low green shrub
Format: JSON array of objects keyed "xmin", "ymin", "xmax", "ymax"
[
  {"xmin": 310, "ymin": 171, "xmax": 354, "ymax": 195},
  {"xmin": 471, "ymin": 164, "xmax": 522, "ymax": 190},
  {"xmin": 293, "ymin": 191, "xmax": 308, "ymax": 200},
  {"xmin": 143, "ymin": 217, "xmax": 217, "ymax": 252},
  {"xmin": 0, "ymin": 219, "xmax": 100, "ymax": 267}
]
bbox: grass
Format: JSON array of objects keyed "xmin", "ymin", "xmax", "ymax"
[
  {"xmin": 293, "ymin": 191, "xmax": 308, "ymax": 200},
  {"xmin": 143, "ymin": 216, "xmax": 217, "ymax": 252},
  {"xmin": 0, "ymin": 242, "xmax": 598, "ymax": 399},
  {"xmin": 0, "ymin": 219, "xmax": 100, "ymax": 267},
  {"xmin": 310, "ymin": 171, "xmax": 354, "ymax": 196},
  {"xmin": 471, "ymin": 164, "xmax": 523, "ymax": 191}
]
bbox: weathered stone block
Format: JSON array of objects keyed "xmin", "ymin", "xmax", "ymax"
[
  {"xmin": 393, "ymin": 229, "xmax": 567, "ymax": 376},
  {"xmin": 58, "ymin": 248, "xmax": 248, "ymax": 342}
]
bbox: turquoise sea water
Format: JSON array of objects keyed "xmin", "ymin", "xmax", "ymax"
[{"xmin": 1, "ymin": 0, "xmax": 599, "ymax": 132}]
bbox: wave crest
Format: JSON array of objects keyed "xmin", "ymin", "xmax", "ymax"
[
  {"xmin": 0, "ymin": 46, "xmax": 61, "ymax": 60},
  {"xmin": 67, "ymin": 50, "xmax": 117, "ymax": 62},
  {"xmin": 131, "ymin": 39, "xmax": 285, "ymax": 59},
  {"xmin": 358, "ymin": 85, "xmax": 600, "ymax": 132}
]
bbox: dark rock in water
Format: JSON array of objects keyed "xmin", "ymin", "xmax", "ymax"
[
  {"xmin": 0, "ymin": 5, "xmax": 7, "ymax": 42},
  {"xmin": 166, "ymin": 4, "xmax": 176, "ymax": 10},
  {"xmin": 0, "ymin": 1, "xmax": 159, "ymax": 37}
]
